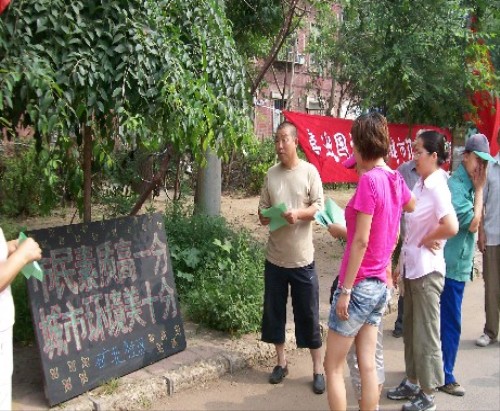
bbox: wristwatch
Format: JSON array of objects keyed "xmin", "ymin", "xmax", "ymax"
[{"xmin": 340, "ymin": 286, "xmax": 352, "ymax": 295}]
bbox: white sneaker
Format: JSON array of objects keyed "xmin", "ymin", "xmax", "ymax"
[{"xmin": 476, "ymin": 334, "xmax": 497, "ymax": 347}]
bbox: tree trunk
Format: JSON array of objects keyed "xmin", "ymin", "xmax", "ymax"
[
  {"xmin": 131, "ymin": 148, "xmax": 154, "ymax": 198},
  {"xmin": 129, "ymin": 144, "xmax": 173, "ymax": 216},
  {"xmin": 82, "ymin": 124, "xmax": 92, "ymax": 223},
  {"xmin": 194, "ymin": 149, "xmax": 221, "ymax": 216},
  {"xmin": 328, "ymin": 71, "xmax": 337, "ymax": 116}
]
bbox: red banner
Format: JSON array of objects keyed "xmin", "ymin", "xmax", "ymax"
[
  {"xmin": 283, "ymin": 111, "xmax": 452, "ymax": 183},
  {"xmin": 470, "ymin": 91, "xmax": 500, "ymax": 156},
  {"xmin": 0, "ymin": 0, "xmax": 10, "ymax": 14},
  {"xmin": 467, "ymin": 15, "xmax": 499, "ymax": 156}
]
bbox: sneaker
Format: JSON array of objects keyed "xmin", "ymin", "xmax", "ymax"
[
  {"xmin": 269, "ymin": 364, "xmax": 288, "ymax": 384},
  {"xmin": 476, "ymin": 333, "xmax": 497, "ymax": 347},
  {"xmin": 392, "ymin": 328, "xmax": 403, "ymax": 338},
  {"xmin": 312, "ymin": 373, "xmax": 325, "ymax": 394},
  {"xmin": 438, "ymin": 382, "xmax": 465, "ymax": 396},
  {"xmin": 387, "ymin": 378, "xmax": 420, "ymax": 400},
  {"xmin": 402, "ymin": 390, "xmax": 436, "ymax": 411}
]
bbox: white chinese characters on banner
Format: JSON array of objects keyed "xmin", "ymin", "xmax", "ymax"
[
  {"xmin": 394, "ymin": 138, "xmax": 413, "ymax": 162},
  {"xmin": 307, "ymin": 128, "xmax": 352, "ymax": 162},
  {"xmin": 307, "ymin": 128, "xmax": 322, "ymax": 155},
  {"xmin": 333, "ymin": 132, "xmax": 351, "ymax": 160},
  {"xmin": 284, "ymin": 110, "xmax": 452, "ymax": 182}
]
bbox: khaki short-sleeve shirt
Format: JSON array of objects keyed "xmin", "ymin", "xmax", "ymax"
[{"xmin": 259, "ymin": 160, "xmax": 323, "ymax": 268}]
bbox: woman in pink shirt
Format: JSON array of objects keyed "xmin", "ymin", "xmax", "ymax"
[{"xmin": 324, "ymin": 112, "xmax": 415, "ymax": 411}]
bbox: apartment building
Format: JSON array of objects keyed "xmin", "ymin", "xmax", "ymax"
[{"xmin": 252, "ymin": 15, "xmax": 334, "ymax": 139}]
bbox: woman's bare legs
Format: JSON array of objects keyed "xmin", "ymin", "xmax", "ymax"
[
  {"xmin": 324, "ymin": 329, "xmax": 355, "ymax": 411},
  {"xmin": 356, "ymin": 323, "xmax": 380, "ymax": 411}
]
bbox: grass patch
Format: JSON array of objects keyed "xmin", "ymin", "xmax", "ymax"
[{"xmin": 99, "ymin": 378, "xmax": 120, "ymax": 395}]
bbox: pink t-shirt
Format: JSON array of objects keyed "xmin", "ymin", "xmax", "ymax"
[{"xmin": 338, "ymin": 167, "xmax": 412, "ymax": 287}]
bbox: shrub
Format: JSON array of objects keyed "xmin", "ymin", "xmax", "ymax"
[
  {"xmin": 246, "ymin": 138, "xmax": 277, "ymax": 195},
  {"xmin": 0, "ymin": 218, "xmax": 21, "ymax": 240},
  {"xmin": 186, "ymin": 235, "xmax": 264, "ymax": 335},
  {"xmin": 97, "ymin": 188, "xmax": 140, "ymax": 218},
  {"xmin": 164, "ymin": 202, "xmax": 265, "ymax": 335},
  {"xmin": 0, "ymin": 145, "xmax": 61, "ymax": 217},
  {"xmin": 323, "ymin": 182, "xmax": 357, "ymax": 191},
  {"xmin": 222, "ymin": 138, "xmax": 277, "ymax": 195},
  {"xmin": 11, "ymin": 275, "xmax": 34, "ymax": 344}
]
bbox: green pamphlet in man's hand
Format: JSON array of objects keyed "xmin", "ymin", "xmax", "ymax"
[
  {"xmin": 18, "ymin": 232, "xmax": 44, "ymax": 281},
  {"xmin": 314, "ymin": 197, "xmax": 346, "ymax": 228},
  {"xmin": 260, "ymin": 203, "xmax": 288, "ymax": 232}
]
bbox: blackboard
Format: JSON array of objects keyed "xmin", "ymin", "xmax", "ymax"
[{"xmin": 26, "ymin": 213, "xmax": 186, "ymax": 406}]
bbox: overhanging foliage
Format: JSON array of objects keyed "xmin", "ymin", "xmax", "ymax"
[{"xmin": 1, "ymin": 0, "xmax": 251, "ymax": 216}]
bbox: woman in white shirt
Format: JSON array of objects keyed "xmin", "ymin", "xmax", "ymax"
[
  {"xmin": 387, "ymin": 131, "xmax": 458, "ymax": 411},
  {"xmin": 0, "ymin": 229, "xmax": 41, "ymax": 411}
]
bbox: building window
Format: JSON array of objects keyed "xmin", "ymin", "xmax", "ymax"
[
  {"xmin": 272, "ymin": 98, "xmax": 287, "ymax": 133},
  {"xmin": 276, "ymin": 34, "xmax": 304, "ymax": 64},
  {"xmin": 306, "ymin": 96, "xmax": 325, "ymax": 115}
]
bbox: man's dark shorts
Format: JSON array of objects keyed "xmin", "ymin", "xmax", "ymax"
[{"xmin": 261, "ymin": 260, "xmax": 322, "ymax": 349}]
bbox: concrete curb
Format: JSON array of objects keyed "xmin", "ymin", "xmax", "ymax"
[{"xmin": 60, "ymin": 327, "xmax": 314, "ymax": 410}]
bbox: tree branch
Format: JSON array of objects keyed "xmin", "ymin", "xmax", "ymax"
[
  {"xmin": 250, "ymin": 0, "xmax": 302, "ymax": 95},
  {"xmin": 129, "ymin": 143, "xmax": 173, "ymax": 216}
]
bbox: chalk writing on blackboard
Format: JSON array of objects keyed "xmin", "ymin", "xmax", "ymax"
[{"xmin": 27, "ymin": 214, "xmax": 186, "ymax": 407}]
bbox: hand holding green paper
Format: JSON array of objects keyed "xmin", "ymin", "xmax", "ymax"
[
  {"xmin": 260, "ymin": 203, "xmax": 288, "ymax": 232},
  {"xmin": 315, "ymin": 197, "xmax": 346, "ymax": 228},
  {"xmin": 18, "ymin": 232, "xmax": 44, "ymax": 281}
]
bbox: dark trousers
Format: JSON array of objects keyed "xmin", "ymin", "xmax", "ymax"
[
  {"xmin": 440, "ymin": 277, "xmax": 466, "ymax": 385},
  {"xmin": 394, "ymin": 294, "xmax": 404, "ymax": 332},
  {"xmin": 261, "ymin": 260, "xmax": 322, "ymax": 349}
]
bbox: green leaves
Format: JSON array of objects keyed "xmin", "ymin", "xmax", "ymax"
[
  {"xmin": 152, "ymin": 0, "xmax": 251, "ymax": 161},
  {"xmin": 0, "ymin": 0, "xmax": 252, "ymax": 216},
  {"xmin": 0, "ymin": 0, "xmax": 250, "ymax": 156},
  {"xmin": 309, "ymin": 0, "xmax": 499, "ymax": 127},
  {"xmin": 225, "ymin": 0, "xmax": 283, "ymax": 60}
]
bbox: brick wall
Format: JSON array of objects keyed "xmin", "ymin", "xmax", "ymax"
[{"xmin": 253, "ymin": 10, "xmax": 340, "ymax": 139}]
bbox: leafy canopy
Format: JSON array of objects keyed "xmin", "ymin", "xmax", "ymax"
[
  {"xmin": 309, "ymin": 0, "xmax": 499, "ymax": 127},
  {"xmin": 0, "ymin": 0, "xmax": 251, "ymax": 161},
  {"xmin": 224, "ymin": 0, "xmax": 284, "ymax": 60}
]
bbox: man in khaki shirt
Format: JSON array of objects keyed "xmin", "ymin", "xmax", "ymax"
[{"xmin": 258, "ymin": 121, "xmax": 325, "ymax": 394}]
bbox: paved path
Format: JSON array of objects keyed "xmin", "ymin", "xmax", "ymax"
[
  {"xmin": 150, "ymin": 276, "xmax": 500, "ymax": 411},
  {"xmin": 13, "ymin": 275, "xmax": 499, "ymax": 410}
]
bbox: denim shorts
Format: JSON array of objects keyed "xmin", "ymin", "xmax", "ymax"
[{"xmin": 328, "ymin": 278, "xmax": 387, "ymax": 338}]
